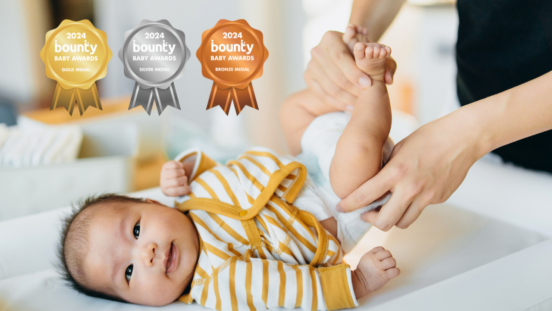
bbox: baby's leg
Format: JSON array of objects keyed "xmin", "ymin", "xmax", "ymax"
[{"xmin": 330, "ymin": 41, "xmax": 392, "ymax": 199}]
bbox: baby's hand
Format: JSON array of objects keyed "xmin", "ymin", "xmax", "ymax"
[
  {"xmin": 160, "ymin": 161, "xmax": 191, "ymax": 197},
  {"xmin": 351, "ymin": 246, "xmax": 400, "ymax": 299}
]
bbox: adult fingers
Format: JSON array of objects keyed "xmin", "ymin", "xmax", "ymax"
[
  {"xmin": 384, "ymin": 56, "xmax": 397, "ymax": 85},
  {"xmin": 395, "ymin": 197, "xmax": 428, "ymax": 229},
  {"xmin": 368, "ymin": 186, "xmax": 415, "ymax": 231},
  {"xmin": 370, "ymin": 188, "xmax": 415, "ymax": 231},
  {"xmin": 304, "ymin": 75, "xmax": 348, "ymax": 111},
  {"xmin": 310, "ymin": 45, "xmax": 363, "ymax": 97},
  {"xmin": 337, "ymin": 166, "xmax": 397, "ymax": 213},
  {"xmin": 326, "ymin": 41, "xmax": 372, "ymax": 89},
  {"xmin": 307, "ymin": 60, "xmax": 358, "ymax": 106}
]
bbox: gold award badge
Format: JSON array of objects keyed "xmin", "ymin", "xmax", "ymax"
[
  {"xmin": 40, "ymin": 20, "xmax": 112, "ymax": 116},
  {"xmin": 197, "ymin": 19, "xmax": 268, "ymax": 115}
]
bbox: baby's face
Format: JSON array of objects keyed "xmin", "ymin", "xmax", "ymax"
[{"xmin": 84, "ymin": 199, "xmax": 199, "ymax": 306}]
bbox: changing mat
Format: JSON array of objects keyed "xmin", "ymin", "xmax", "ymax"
[{"xmin": 2, "ymin": 155, "xmax": 552, "ymax": 311}]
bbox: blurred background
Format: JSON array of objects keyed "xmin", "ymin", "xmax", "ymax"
[{"xmin": 0, "ymin": 0, "xmax": 457, "ymax": 220}]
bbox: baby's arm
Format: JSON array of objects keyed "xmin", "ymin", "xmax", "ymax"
[
  {"xmin": 160, "ymin": 160, "xmax": 194, "ymax": 197},
  {"xmin": 330, "ymin": 38, "xmax": 392, "ymax": 199},
  {"xmin": 188, "ymin": 254, "xmax": 396, "ymax": 310},
  {"xmin": 280, "ymin": 90, "xmax": 342, "ymax": 156}
]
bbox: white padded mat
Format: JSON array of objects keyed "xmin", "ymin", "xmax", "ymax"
[{"xmin": 2, "ymin": 138, "xmax": 552, "ymax": 311}]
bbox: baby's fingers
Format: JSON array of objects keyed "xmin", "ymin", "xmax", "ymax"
[
  {"xmin": 163, "ymin": 160, "xmax": 184, "ymax": 171},
  {"xmin": 162, "ymin": 167, "xmax": 186, "ymax": 179},
  {"xmin": 164, "ymin": 175, "xmax": 188, "ymax": 188},
  {"xmin": 161, "ymin": 175, "xmax": 190, "ymax": 197},
  {"xmin": 163, "ymin": 185, "xmax": 191, "ymax": 197},
  {"xmin": 386, "ymin": 268, "xmax": 400, "ymax": 279}
]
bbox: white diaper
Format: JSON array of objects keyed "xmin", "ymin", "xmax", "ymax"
[{"xmin": 297, "ymin": 112, "xmax": 390, "ymax": 254}]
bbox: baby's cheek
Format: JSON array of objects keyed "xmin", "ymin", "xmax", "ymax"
[{"xmin": 138, "ymin": 276, "xmax": 181, "ymax": 306}]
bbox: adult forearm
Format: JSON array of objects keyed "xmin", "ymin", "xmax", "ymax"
[
  {"xmin": 456, "ymin": 70, "xmax": 552, "ymax": 158},
  {"xmin": 350, "ymin": 0, "xmax": 406, "ymax": 42}
]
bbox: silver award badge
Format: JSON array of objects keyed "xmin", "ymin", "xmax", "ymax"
[{"xmin": 119, "ymin": 20, "xmax": 190, "ymax": 115}]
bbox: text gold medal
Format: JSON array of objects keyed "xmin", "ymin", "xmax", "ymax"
[{"xmin": 40, "ymin": 19, "xmax": 112, "ymax": 116}]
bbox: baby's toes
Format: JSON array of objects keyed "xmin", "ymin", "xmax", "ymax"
[
  {"xmin": 343, "ymin": 25, "xmax": 357, "ymax": 44},
  {"xmin": 364, "ymin": 44, "xmax": 374, "ymax": 59},
  {"xmin": 373, "ymin": 45, "xmax": 383, "ymax": 58},
  {"xmin": 380, "ymin": 46, "xmax": 391, "ymax": 59},
  {"xmin": 354, "ymin": 42, "xmax": 367, "ymax": 60},
  {"xmin": 359, "ymin": 26, "xmax": 368, "ymax": 37},
  {"xmin": 364, "ymin": 43, "xmax": 383, "ymax": 59},
  {"xmin": 380, "ymin": 257, "xmax": 396, "ymax": 270}
]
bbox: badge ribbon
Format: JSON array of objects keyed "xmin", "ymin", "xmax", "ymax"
[
  {"xmin": 197, "ymin": 19, "xmax": 269, "ymax": 115},
  {"xmin": 40, "ymin": 20, "xmax": 111, "ymax": 116},
  {"xmin": 119, "ymin": 20, "xmax": 190, "ymax": 115}
]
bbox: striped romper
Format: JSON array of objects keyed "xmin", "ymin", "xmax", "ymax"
[{"xmin": 175, "ymin": 147, "xmax": 359, "ymax": 311}]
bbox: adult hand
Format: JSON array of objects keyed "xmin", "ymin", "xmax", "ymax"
[
  {"xmin": 304, "ymin": 30, "xmax": 397, "ymax": 112},
  {"xmin": 336, "ymin": 113, "xmax": 484, "ymax": 231}
]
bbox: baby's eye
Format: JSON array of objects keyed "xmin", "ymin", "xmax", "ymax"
[
  {"xmin": 125, "ymin": 264, "xmax": 133, "ymax": 282},
  {"xmin": 133, "ymin": 222, "xmax": 140, "ymax": 239}
]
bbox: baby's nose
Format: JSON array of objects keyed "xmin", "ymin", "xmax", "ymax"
[{"xmin": 141, "ymin": 242, "xmax": 157, "ymax": 267}]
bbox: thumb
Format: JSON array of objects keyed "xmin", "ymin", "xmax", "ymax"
[{"xmin": 384, "ymin": 57, "xmax": 397, "ymax": 85}]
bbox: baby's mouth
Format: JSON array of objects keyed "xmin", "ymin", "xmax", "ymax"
[{"xmin": 165, "ymin": 242, "xmax": 179, "ymax": 274}]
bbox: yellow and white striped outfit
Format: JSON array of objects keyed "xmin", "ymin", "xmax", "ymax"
[{"xmin": 174, "ymin": 147, "xmax": 358, "ymax": 311}]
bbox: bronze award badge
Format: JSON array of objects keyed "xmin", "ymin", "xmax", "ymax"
[
  {"xmin": 40, "ymin": 20, "xmax": 112, "ymax": 116},
  {"xmin": 119, "ymin": 20, "xmax": 190, "ymax": 115},
  {"xmin": 197, "ymin": 19, "xmax": 269, "ymax": 115}
]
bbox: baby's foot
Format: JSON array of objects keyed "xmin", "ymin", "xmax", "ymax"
[
  {"xmin": 353, "ymin": 246, "xmax": 400, "ymax": 298},
  {"xmin": 353, "ymin": 42, "xmax": 391, "ymax": 82},
  {"xmin": 343, "ymin": 24, "xmax": 369, "ymax": 52}
]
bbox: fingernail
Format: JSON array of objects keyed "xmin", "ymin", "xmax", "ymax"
[
  {"xmin": 346, "ymin": 105, "xmax": 354, "ymax": 112},
  {"xmin": 336, "ymin": 202, "xmax": 344, "ymax": 213},
  {"xmin": 355, "ymin": 43, "xmax": 363, "ymax": 50},
  {"xmin": 359, "ymin": 76, "xmax": 371, "ymax": 88}
]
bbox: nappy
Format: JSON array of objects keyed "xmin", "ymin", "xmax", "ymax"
[{"xmin": 297, "ymin": 112, "xmax": 390, "ymax": 254}]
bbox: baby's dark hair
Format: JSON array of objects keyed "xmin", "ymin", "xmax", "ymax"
[{"xmin": 57, "ymin": 193, "xmax": 144, "ymax": 302}]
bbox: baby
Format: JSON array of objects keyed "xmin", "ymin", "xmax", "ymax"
[{"xmin": 58, "ymin": 25, "xmax": 399, "ymax": 310}]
